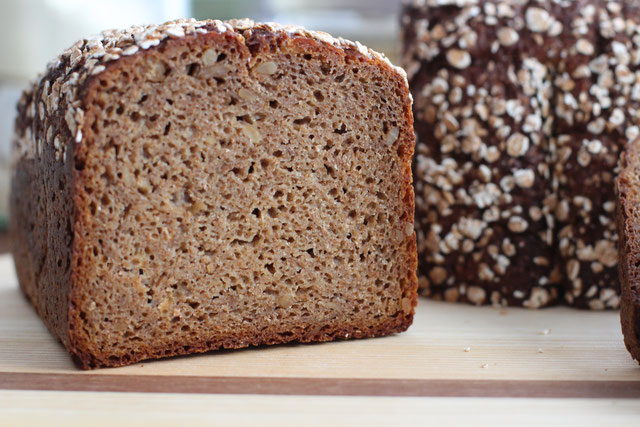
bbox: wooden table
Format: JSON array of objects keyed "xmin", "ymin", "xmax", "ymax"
[{"xmin": 0, "ymin": 254, "xmax": 639, "ymax": 425}]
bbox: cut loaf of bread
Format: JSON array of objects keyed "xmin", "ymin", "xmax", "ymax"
[
  {"xmin": 616, "ymin": 140, "xmax": 640, "ymax": 365},
  {"xmin": 10, "ymin": 19, "xmax": 417, "ymax": 369}
]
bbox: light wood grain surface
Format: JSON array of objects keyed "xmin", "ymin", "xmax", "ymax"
[
  {"xmin": 1, "ymin": 254, "xmax": 637, "ymax": 382},
  {"xmin": 2, "ymin": 391, "xmax": 640, "ymax": 427},
  {"xmin": 0, "ymin": 253, "xmax": 639, "ymax": 423}
]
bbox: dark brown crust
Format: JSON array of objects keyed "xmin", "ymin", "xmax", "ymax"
[
  {"xmin": 10, "ymin": 58, "xmax": 77, "ymax": 351},
  {"xmin": 71, "ymin": 315, "xmax": 414, "ymax": 370},
  {"xmin": 616, "ymin": 143, "xmax": 640, "ymax": 365},
  {"xmin": 12, "ymin": 23, "xmax": 417, "ymax": 369},
  {"xmin": 402, "ymin": 1, "xmax": 558, "ymax": 308},
  {"xmin": 402, "ymin": 0, "xmax": 634, "ymax": 309}
]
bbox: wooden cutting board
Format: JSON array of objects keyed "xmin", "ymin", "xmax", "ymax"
[{"xmin": 1, "ymin": 253, "xmax": 639, "ymax": 425}]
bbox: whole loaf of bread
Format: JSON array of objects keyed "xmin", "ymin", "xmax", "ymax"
[
  {"xmin": 10, "ymin": 19, "xmax": 417, "ymax": 368},
  {"xmin": 402, "ymin": 0, "xmax": 640, "ymax": 309}
]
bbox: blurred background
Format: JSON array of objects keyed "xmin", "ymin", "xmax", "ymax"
[{"xmin": 0, "ymin": 0, "xmax": 403, "ymax": 239}]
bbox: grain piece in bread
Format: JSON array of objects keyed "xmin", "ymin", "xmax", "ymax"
[
  {"xmin": 403, "ymin": 1, "xmax": 558, "ymax": 307},
  {"xmin": 616, "ymin": 138, "xmax": 640, "ymax": 364},
  {"xmin": 10, "ymin": 19, "xmax": 417, "ymax": 369}
]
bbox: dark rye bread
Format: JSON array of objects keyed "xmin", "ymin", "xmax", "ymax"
[
  {"xmin": 10, "ymin": 19, "xmax": 417, "ymax": 369},
  {"xmin": 616, "ymin": 140, "xmax": 640, "ymax": 365},
  {"xmin": 550, "ymin": 1, "xmax": 640, "ymax": 309},
  {"xmin": 402, "ymin": 0, "xmax": 640, "ymax": 309},
  {"xmin": 404, "ymin": 2, "xmax": 556, "ymax": 308}
]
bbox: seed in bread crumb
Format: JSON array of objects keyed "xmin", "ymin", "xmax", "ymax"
[
  {"xmin": 385, "ymin": 127, "xmax": 400, "ymax": 146},
  {"xmin": 255, "ymin": 61, "xmax": 278, "ymax": 75},
  {"xmin": 202, "ymin": 49, "xmax": 219, "ymax": 66},
  {"xmin": 238, "ymin": 88, "xmax": 258, "ymax": 102},
  {"xmin": 241, "ymin": 124, "xmax": 261, "ymax": 143},
  {"xmin": 401, "ymin": 297, "xmax": 413, "ymax": 313},
  {"xmin": 276, "ymin": 293, "xmax": 295, "ymax": 308},
  {"xmin": 538, "ymin": 348, "xmax": 544, "ymax": 353},
  {"xmin": 464, "ymin": 347, "xmax": 471, "ymax": 352},
  {"xmin": 404, "ymin": 222, "xmax": 414, "ymax": 237},
  {"xmin": 541, "ymin": 328, "xmax": 551, "ymax": 335}
]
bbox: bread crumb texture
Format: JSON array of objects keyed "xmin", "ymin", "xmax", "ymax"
[
  {"xmin": 10, "ymin": 19, "xmax": 417, "ymax": 368},
  {"xmin": 402, "ymin": 0, "xmax": 639, "ymax": 309}
]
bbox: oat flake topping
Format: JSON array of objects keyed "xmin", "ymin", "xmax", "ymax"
[{"xmin": 402, "ymin": 0, "xmax": 637, "ymax": 309}]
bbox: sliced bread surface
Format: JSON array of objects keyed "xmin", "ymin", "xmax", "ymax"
[{"xmin": 10, "ymin": 19, "xmax": 417, "ymax": 369}]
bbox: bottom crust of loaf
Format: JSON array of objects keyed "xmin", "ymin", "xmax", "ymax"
[
  {"xmin": 71, "ymin": 315, "xmax": 412, "ymax": 370},
  {"xmin": 620, "ymin": 299, "xmax": 640, "ymax": 365},
  {"xmin": 12, "ymin": 225, "xmax": 414, "ymax": 370}
]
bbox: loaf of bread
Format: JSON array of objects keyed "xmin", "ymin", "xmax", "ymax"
[
  {"xmin": 402, "ymin": 0, "xmax": 638, "ymax": 309},
  {"xmin": 10, "ymin": 19, "xmax": 417, "ymax": 369},
  {"xmin": 616, "ymin": 140, "xmax": 640, "ymax": 365}
]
